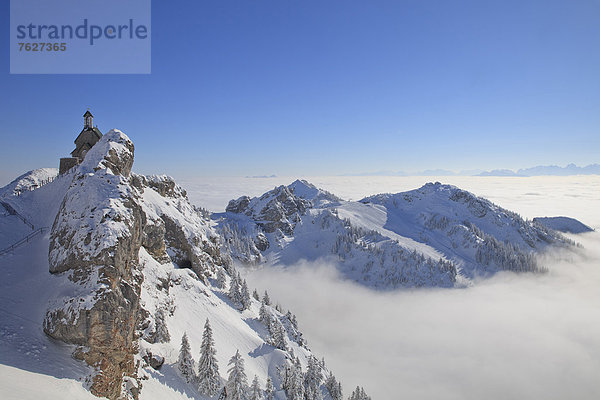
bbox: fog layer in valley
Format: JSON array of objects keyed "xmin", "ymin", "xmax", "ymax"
[{"xmin": 246, "ymin": 232, "xmax": 600, "ymax": 399}]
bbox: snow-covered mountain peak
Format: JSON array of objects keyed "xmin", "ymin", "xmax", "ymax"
[
  {"xmin": 225, "ymin": 180, "xmax": 341, "ymax": 237},
  {"xmin": 226, "ymin": 183, "xmax": 311, "ymax": 235},
  {"xmin": 287, "ymin": 179, "xmax": 341, "ymax": 207}
]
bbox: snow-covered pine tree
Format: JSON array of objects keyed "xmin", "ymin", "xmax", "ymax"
[
  {"xmin": 325, "ymin": 372, "xmax": 343, "ymax": 400},
  {"xmin": 269, "ymin": 317, "xmax": 287, "ymax": 351},
  {"xmin": 304, "ymin": 356, "xmax": 323, "ymax": 400},
  {"xmin": 177, "ymin": 332, "xmax": 195, "ymax": 383},
  {"xmin": 252, "ymin": 289, "xmax": 260, "ymax": 301},
  {"xmin": 249, "ymin": 375, "xmax": 263, "ymax": 400},
  {"xmin": 240, "ymin": 280, "xmax": 251, "ymax": 310},
  {"xmin": 226, "ymin": 350, "xmax": 248, "ymax": 400},
  {"xmin": 259, "ymin": 300, "xmax": 269, "ymax": 325},
  {"xmin": 217, "ymin": 267, "xmax": 227, "ymax": 289},
  {"xmin": 280, "ymin": 358, "xmax": 304, "ymax": 400},
  {"xmin": 359, "ymin": 387, "xmax": 371, "ymax": 400},
  {"xmin": 265, "ymin": 376, "xmax": 274, "ymax": 400},
  {"xmin": 263, "ymin": 291, "xmax": 271, "ymax": 306},
  {"xmin": 228, "ymin": 272, "xmax": 241, "ymax": 306},
  {"xmin": 197, "ymin": 319, "xmax": 221, "ymax": 396}
]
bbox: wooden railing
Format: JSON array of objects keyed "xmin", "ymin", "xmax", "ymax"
[
  {"xmin": 0, "ymin": 201, "xmax": 35, "ymax": 230},
  {"xmin": 0, "ymin": 227, "xmax": 49, "ymax": 257}
]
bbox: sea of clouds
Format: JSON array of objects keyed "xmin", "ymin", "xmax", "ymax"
[{"xmin": 180, "ymin": 175, "xmax": 600, "ymax": 399}]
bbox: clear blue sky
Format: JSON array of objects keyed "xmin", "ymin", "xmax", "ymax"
[{"xmin": 1, "ymin": 0, "xmax": 599, "ymax": 184}]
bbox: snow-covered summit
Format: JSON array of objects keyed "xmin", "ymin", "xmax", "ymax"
[
  {"xmin": 287, "ymin": 179, "xmax": 342, "ymax": 207},
  {"xmin": 226, "ymin": 180, "xmax": 340, "ymax": 236}
]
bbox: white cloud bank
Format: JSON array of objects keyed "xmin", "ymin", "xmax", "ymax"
[{"xmin": 247, "ymin": 233, "xmax": 600, "ymax": 399}]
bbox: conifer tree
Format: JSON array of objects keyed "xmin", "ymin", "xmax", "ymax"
[
  {"xmin": 226, "ymin": 350, "xmax": 248, "ymax": 400},
  {"xmin": 177, "ymin": 332, "xmax": 195, "ymax": 383},
  {"xmin": 252, "ymin": 289, "xmax": 260, "ymax": 301},
  {"xmin": 229, "ymin": 272, "xmax": 241, "ymax": 305},
  {"xmin": 265, "ymin": 376, "xmax": 274, "ymax": 400},
  {"xmin": 325, "ymin": 372, "xmax": 343, "ymax": 400},
  {"xmin": 259, "ymin": 300, "xmax": 270, "ymax": 325},
  {"xmin": 217, "ymin": 267, "xmax": 227, "ymax": 289},
  {"xmin": 304, "ymin": 356, "xmax": 323, "ymax": 400},
  {"xmin": 269, "ymin": 317, "xmax": 287, "ymax": 351},
  {"xmin": 241, "ymin": 279, "xmax": 251, "ymax": 310},
  {"xmin": 280, "ymin": 359, "xmax": 304, "ymax": 400},
  {"xmin": 249, "ymin": 375, "xmax": 263, "ymax": 400},
  {"xmin": 262, "ymin": 291, "xmax": 271, "ymax": 306},
  {"xmin": 197, "ymin": 319, "xmax": 221, "ymax": 396}
]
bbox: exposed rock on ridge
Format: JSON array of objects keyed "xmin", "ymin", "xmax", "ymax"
[
  {"xmin": 44, "ymin": 131, "xmax": 228, "ymax": 399},
  {"xmin": 45, "ymin": 130, "xmax": 143, "ymax": 399}
]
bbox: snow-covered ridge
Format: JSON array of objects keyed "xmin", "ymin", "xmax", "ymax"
[
  {"xmin": 359, "ymin": 182, "xmax": 572, "ymax": 277},
  {"xmin": 0, "ymin": 167, "xmax": 58, "ymax": 198},
  {"xmin": 222, "ymin": 181, "xmax": 574, "ymax": 288}
]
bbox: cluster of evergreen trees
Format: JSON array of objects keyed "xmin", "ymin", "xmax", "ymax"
[
  {"xmin": 177, "ymin": 320, "xmax": 275, "ymax": 400},
  {"xmin": 177, "ymin": 320, "xmax": 348, "ymax": 400},
  {"xmin": 219, "ymin": 222, "xmax": 263, "ymax": 264},
  {"xmin": 348, "ymin": 386, "xmax": 372, "ymax": 400},
  {"xmin": 461, "ymin": 222, "xmax": 542, "ymax": 273},
  {"xmin": 227, "ymin": 269, "xmax": 253, "ymax": 310},
  {"xmin": 177, "ymin": 320, "xmax": 221, "ymax": 397},
  {"xmin": 323, "ymin": 213, "xmax": 457, "ymax": 288},
  {"xmin": 174, "ymin": 266, "xmax": 355, "ymax": 400}
]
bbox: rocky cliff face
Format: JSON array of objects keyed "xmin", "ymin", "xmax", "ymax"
[
  {"xmin": 44, "ymin": 131, "xmax": 228, "ymax": 399},
  {"xmin": 45, "ymin": 130, "xmax": 144, "ymax": 399},
  {"xmin": 225, "ymin": 179, "xmax": 340, "ymax": 235}
]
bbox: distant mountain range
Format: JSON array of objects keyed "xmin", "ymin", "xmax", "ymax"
[
  {"xmin": 478, "ymin": 164, "xmax": 600, "ymax": 176},
  {"xmin": 342, "ymin": 164, "xmax": 600, "ymax": 177}
]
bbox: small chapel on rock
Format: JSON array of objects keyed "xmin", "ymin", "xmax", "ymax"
[{"xmin": 59, "ymin": 110, "xmax": 103, "ymax": 174}]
